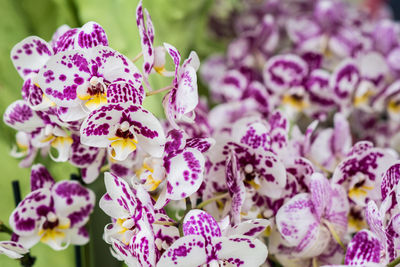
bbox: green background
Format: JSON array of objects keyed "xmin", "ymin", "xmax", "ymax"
[{"xmin": 0, "ymin": 0, "xmax": 225, "ymax": 266}]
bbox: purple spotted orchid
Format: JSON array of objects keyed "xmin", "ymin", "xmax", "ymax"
[
  {"xmin": 11, "ymin": 22, "xmax": 108, "ymax": 112},
  {"xmin": 35, "ymin": 45, "xmax": 144, "ymax": 121},
  {"xmin": 9, "ymin": 164, "xmax": 95, "ymax": 250},
  {"xmin": 100, "ymin": 172, "xmax": 179, "ymax": 267},
  {"xmin": 162, "ymin": 43, "xmax": 200, "ymax": 129},
  {"xmin": 331, "ymin": 141, "xmax": 397, "ymax": 207},
  {"xmin": 157, "ymin": 209, "xmax": 268, "ymax": 267},
  {"xmin": 275, "ymin": 173, "xmax": 349, "ymax": 259},
  {"xmin": 152, "ymin": 129, "xmax": 214, "ymax": 209},
  {"xmin": 80, "ymin": 103, "xmax": 165, "ymax": 161}
]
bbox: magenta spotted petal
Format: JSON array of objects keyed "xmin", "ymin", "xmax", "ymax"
[
  {"xmin": 381, "ymin": 163, "xmax": 400, "ymax": 201},
  {"xmin": 157, "ymin": 235, "xmax": 207, "ymax": 267},
  {"xmin": 182, "ymin": 209, "xmax": 222, "ymax": 238},
  {"xmin": 309, "ymin": 173, "xmax": 332, "ymax": 220},
  {"xmin": 213, "ymin": 235, "xmax": 268, "ymax": 267},
  {"xmin": 0, "ymin": 241, "xmax": 29, "ymax": 259},
  {"xmin": 53, "ymin": 21, "xmax": 108, "ymax": 53},
  {"xmin": 11, "ymin": 36, "xmax": 52, "ymax": 80},
  {"xmin": 4, "ymin": 100, "xmax": 45, "ymax": 132},
  {"xmin": 30, "ymin": 164, "xmax": 55, "ymax": 191},
  {"xmin": 164, "ymin": 148, "xmax": 205, "ymax": 201},
  {"xmin": 136, "ymin": 0, "xmax": 155, "ymax": 75},
  {"xmin": 52, "ymin": 181, "xmax": 95, "ymax": 228},
  {"xmin": 9, "ymin": 188, "xmax": 52, "ymax": 236},
  {"xmin": 276, "ymin": 193, "xmax": 325, "ymax": 255},
  {"xmin": 344, "ymin": 230, "xmax": 381, "ymax": 266},
  {"xmin": 263, "ymin": 54, "xmax": 308, "ymax": 93}
]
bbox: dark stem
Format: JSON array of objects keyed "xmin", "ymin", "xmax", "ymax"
[
  {"xmin": 74, "ymin": 246, "xmax": 82, "ymax": 267},
  {"xmin": 0, "ymin": 221, "xmax": 13, "ymax": 235},
  {"xmin": 12, "ymin": 180, "xmax": 22, "ymax": 206}
]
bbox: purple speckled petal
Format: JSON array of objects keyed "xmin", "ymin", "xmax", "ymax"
[
  {"xmin": 11, "ymin": 36, "xmax": 52, "ymax": 80},
  {"xmin": 381, "ymin": 163, "xmax": 400, "ymax": 201},
  {"xmin": 276, "ymin": 193, "xmax": 320, "ymax": 251},
  {"xmin": 227, "ymin": 219, "xmax": 270, "ymax": 237},
  {"xmin": 365, "ymin": 200, "xmax": 386, "ymax": 244},
  {"xmin": 136, "ymin": 0, "xmax": 154, "ymax": 75},
  {"xmin": 263, "ymin": 54, "xmax": 308, "ymax": 93},
  {"xmin": 107, "ymin": 82, "xmax": 144, "ymax": 106},
  {"xmin": 3, "ymin": 100, "xmax": 46, "ymax": 132},
  {"xmin": 309, "ymin": 173, "xmax": 332, "ymax": 220},
  {"xmin": 9, "ymin": 188, "xmax": 52, "ymax": 236},
  {"xmin": 344, "ymin": 230, "xmax": 381, "ymax": 265},
  {"xmin": 52, "ymin": 180, "xmax": 95, "ymax": 228},
  {"xmin": 30, "ymin": 164, "xmax": 55, "ymax": 191},
  {"xmin": 232, "ymin": 117, "xmax": 271, "ymax": 153},
  {"xmin": 175, "ymin": 64, "xmax": 198, "ymax": 119},
  {"xmin": 165, "ymin": 129, "xmax": 186, "ymax": 154},
  {"xmin": 185, "ymin": 137, "xmax": 214, "ymax": 153},
  {"xmin": 103, "ymin": 172, "xmax": 136, "ymax": 218},
  {"xmin": 164, "ymin": 148, "xmax": 205, "ymax": 201},
  {"xmin": 163, "ymin": 43, "xmax": 181, "ymax": 88},
  {"xmin": 70, "ymin": 135, "xmax": 101, "ymax": 168},
  {"xmin": 330, "ymin": 59, "xmax": 360, "ymax": 101},
  {"xmin": 130, "ymin": 220, "xmax": 156, "ymax": 267},
  {"xmin": 75, "ymin": 21, "xmax": 108, "ymax": 50},
  {"xmin": 182, "ymin": 209, "xmax": 221, "ymax": 238},
  {"xmin": 226, "ymin": 153, "xmax": 245, "ymax": 225},
  {"xmin": 157, "ymin": 235, "xmax": 207, "ymax": 267},
  {"xmin": 81, "ymin": 149, "xmax": 106, "ymax": 184},
  {"xmin": 0, "ymin": 241, "xmax": 29, "ymax": 259},
  {"xmin": 53, "ymin": 22, "xmax": 108, "ymax": 53},
  {"xmin": 268, "ymin": 111, "xmax": 289, "ymax": 154},
  {"xmin": 36, "ymin": 50, "xmax": 91, "ymax": 107},
  {"xmin": 92, "ymin": 46, "xmax": 142, "ymax": 89},
  {"xmin": 50, "ymin": 24, "xmax": 71, "ymax": 48},
  {"xmin": 256, "ymin": 152, "xmax": 287, "ymax": 199},
  {"xmin": 214, "ymin": 235, "xmax": 268, "ymax": 267}
]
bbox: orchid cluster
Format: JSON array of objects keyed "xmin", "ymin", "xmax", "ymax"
[{"xmin": 2, "ymin": 0, "xmax": 400, "ymax": 266}]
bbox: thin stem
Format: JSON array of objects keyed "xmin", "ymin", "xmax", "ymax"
[
  {"xmin": 100, "ymin": 165, "xmax": 110, "ymax": 173},
  {"xmin": 146, "ymin": 85, "xmax": 174, "ymax": 96},
  {"xmin": 153, "ymin": 221, "xmax": 178, "ymax": 227},
  {"xmin": 132, "ymin": 52, "xmax": 143, "ymax": 63},
  {"xmin": 388, "ymin": 256, "xmax": 400, "ymax": 267},
  {"xmin": 324, "ymin": 220, "xmax": 346, "ymax": 252},
  {"xmin": 196, "ymin": 192, "xmax": 229, "ymax": 210},
  {"xmin": 0, "ymin": 221, "xmax": 13, "ymax": 235}
]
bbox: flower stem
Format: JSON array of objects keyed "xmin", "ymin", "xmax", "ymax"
[
  {"xmin": 196, "ymin": 192, "xmax": 229, "ymax": 210},
  {"xmin": 324, "ymin": 220, "xmax": 346, "ymax": 252},
  {"xmin": 388, "ymin": 256, "xmax": 400, "ymax": 267},
  {"xmin": 146, "ymin": 85, "xmax": 173, "ymax": 96},
  {"xmin": 153, "ymin": 221, "xmax": 178, "ymax": 226},
  {"xmin": 0, "ymin": 221, "xmax": 13, "ymax": 235},
  {"xmin": 131, "ymin": 52, "xmax": 143, "ymax": 63}
]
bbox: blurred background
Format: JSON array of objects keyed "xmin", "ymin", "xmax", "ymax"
[{"xmin": 0, "ymin": 0, "xmax": 399, "ymax": 266}]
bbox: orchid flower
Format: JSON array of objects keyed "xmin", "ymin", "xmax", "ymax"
[
  {"xmin": 35, "ymin": 45, "xmax": 144, "ymax": 121},
  {"xmin": 162, "ymin": 43, "xmax": 200, "ymax": 129},
  {"xmin": 100, "ymin": 172, "xmax": 179, "ymax": 267},
  {"xmin": 80, "ymin": 103, "xmax": 165, "ymax": 161},
  {"xmin": 154, "ymin": 129, "xmax": 214, "ymax": 209},
  {"xmin": 275, "ymin": 173, "xmax": 349, "ymax": 259},
  {"xmin": 157, "ymin": 209, "xmax": 268, "ymax": 267},
  {"xmin": 11, "ymin": 22, "xmax": 108, "ymax": 111},
  {"xmin": 9, "ymin": 164, "xmax": 95, "ymax": 250}
]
